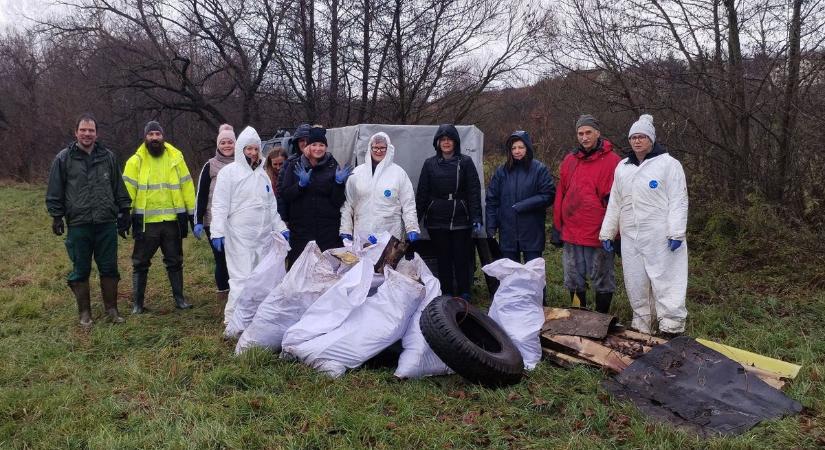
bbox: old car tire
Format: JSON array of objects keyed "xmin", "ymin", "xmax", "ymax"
[{"xmin": 420, "ymin": 296, "xmax": 524, "ymax": 387}]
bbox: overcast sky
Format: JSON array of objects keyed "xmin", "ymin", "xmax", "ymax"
[{"xmin": 0, "ymin": 0, "xmax": 54, "ymax": 31}]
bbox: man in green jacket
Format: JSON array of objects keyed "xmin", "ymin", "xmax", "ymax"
[{"xmin": 46, "ymin": 113, "xmax": 132, "ymax": 327}]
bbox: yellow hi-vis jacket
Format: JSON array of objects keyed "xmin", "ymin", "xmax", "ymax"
[{"xmin": 122, "ymin": 142, "xmax": 196, "ymax": 225}]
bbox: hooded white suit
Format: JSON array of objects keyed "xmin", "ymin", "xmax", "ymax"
[
  {"xmin": 340, "ymin": 132, "xmax": 419, "ymax": 240},
  {"xmin": 210, "ymin": 127, "xmax": 288, "ymax": 324},
  {"xmin": 600, "ymin": 148, "xmax": 688, "ymax": 334}
]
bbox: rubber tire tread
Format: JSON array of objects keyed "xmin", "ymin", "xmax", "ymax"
[{"xmin": 420, "ymin": 296, "xmax": 524, "ymax": 387}]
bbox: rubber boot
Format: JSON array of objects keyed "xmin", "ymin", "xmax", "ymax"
[
  {"xmin": 216, "ymin": 290, "xmax": 229, "ymax": 316},
  {"xmin": 69, "ymin": 281, "xmax": 93, "ymax": 327},
  {"xmin": 595, "ymin": 292, "xmax": 613, "ymax": 314},
  {"xmin": 100, "ymin": 277, "xmax": 125, "ymax": 323},
  {"xmin": 132, "ymin": 271, "xmax": 148, "ymax": 314},
  {"xmin": 168, "ymin": 270, "xmax": 193, "ymax": 309},
  {"xmin": 570, "ymin": 290, "xmax": 588, "ymax": 309}
]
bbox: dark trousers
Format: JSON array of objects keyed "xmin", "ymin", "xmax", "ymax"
[
  {"xmin": 132, "ymin": 221, "xmax": 183, "ymax": 275},
  {"xmin": 205, "ymin": 227, "xmax": 229, "ymax": 291},
  {"xmin": 65, "ymin": 222, "xmax": 119, "ymax": 282},
  {"xmin": 428, "ymin": 228, "xmax": 473, "ymax": 296},
  {"xmin": 502, "ymin": 250, "xmax": 543, "ymax": 264}
]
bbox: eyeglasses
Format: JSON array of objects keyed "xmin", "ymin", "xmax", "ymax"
[
  {"xmin": 629, "ymin": 135, "xmax": 649, "ymax": 142},
  {"xmin": 371, "ymin": 146, "xmax": 387, "ymax": 152}
]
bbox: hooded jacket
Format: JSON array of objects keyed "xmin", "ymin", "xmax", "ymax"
[
  {"xmin": 553, "ymin": 138, "xmax": 621, "ymax": 247},
  {"xmin": 416, "ymin": 124, "xmax": 482, "ymax": 230},
  {"xmin": 279, "ymin": 147, "xmax": 346, "ymax": 251},
  {"xmin": 340, "ymin": 132, "xmax": 419, "ymax": 240},
  {"xmin": 485, "ymin": 131, "xmax": 555, "ymax": 253},
  {"xmin": 46, "ymin": 142, "xmax": 132, "ymax": 226}
]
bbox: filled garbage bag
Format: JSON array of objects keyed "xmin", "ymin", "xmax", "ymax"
[
  {"xmin": 394, "ymin": 255, "xmax": 453, "ymax": 379},
  {"xmin": 235, "ymin": 241, "xmax": 351, "ymax": 354},
  {"xmin": 225, "ymin": 232, "xmax": 290, "ymax": 339},
  {"xmin": 283, "ymin": 266, "xmax": 425, "ymax": 377},
  {"xmin": 482, "ymin": 257, "xmax": 546, "ymax": 370}
]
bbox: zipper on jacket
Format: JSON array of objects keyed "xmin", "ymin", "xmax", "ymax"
[{"xmin": 449, "ymin": 161, "xmax": 460, "ymax": 230}]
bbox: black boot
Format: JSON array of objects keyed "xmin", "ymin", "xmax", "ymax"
[
  {"xmin": 132, "ymin": 271, "xmax": 148, "ymax": 314},
  {"xmin": 101, "ymin": 277, "xmax": 125, "ymax": 323},
  {"xmin": 69, "ymin": 281, "xmax": 93, "ymax": 327},
  {"xmin": 168, "ymin": 270, "xmax": 193, "ymax": 309},
  {"xmin": 595, "ymin": 292, "xmax": 613, "ymax": 314},
  {"xmin": 570, "ymin": 290, "xmax": 588, "ymax": 309}
]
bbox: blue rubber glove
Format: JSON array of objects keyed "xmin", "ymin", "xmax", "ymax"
[
  {"xmin": 294, "ymin": 165, "xmax": 312, "ymax": 187},
  {"xmin": 668, "ymin": 239, "xmax": 682, "ymax": 251},
  {"xmin": 193, "ymin": 223, "xmax": 204, "ymax": 240},
  {"xmin": 368, "ymin": 234, "xmax": 378, "ymax": 245},
  {"xmin": 602, "ymin": 239, "xmax": 614, "ymax": 252},
  {"xmin": 281, "ymin": 230, "xmax": 290, "ymax": 241},
  {"xmin": 340, "ymin": 233, "xmax": 353, "ymax": 241},
  {"xmin": 335, "ymin": 164, "xmax": 353, "ymax": 184},
  {"xmin": 407, "ymin": 231, "xmax": 419, "ymax": 242},
  {"xmin": 473, "ymin": 222, "xmax": 483, "ymax": 232},
  {"xmin": 211, "ymin": 237, "xmax": 224, "ymax": 252}
]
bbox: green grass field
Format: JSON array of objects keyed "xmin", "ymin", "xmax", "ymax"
[{"xmin": 0, "ymin": 184, "xmax": 822, "ymax": 449}]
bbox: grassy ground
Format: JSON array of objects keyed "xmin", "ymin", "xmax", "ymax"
[{"xmin": 0, "ymin": 184, "xmax": 822, "ymax": 449}]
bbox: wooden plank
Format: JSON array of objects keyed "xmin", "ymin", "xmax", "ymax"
[
  {"xmin": 602, "ymin": 335, "xmax": 652, "ymax": 358},
  {"xmin": 613, "ymin": 330, "xmax": 667, "ymax": 345},
  {"xmin": 696, "ymin": 338, "xmax": 801, "ymax": 379},
  {"xmin": 541, "ymin": 333, "xmax": 634, "ymax": 373},
  {"xmin": 541, "ymin": 348, "xmax": 597, "ymax": 369},
  {"xmin": 741, "ymin": 365, "xmax": 786, "ymax": 390}
]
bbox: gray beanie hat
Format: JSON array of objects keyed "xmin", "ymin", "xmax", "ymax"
[
  {"xmin": 575, "ymin": 114, "xmax": 601, "ymax": 131},
  {"xmin": 144, "ymin": 120, "xmax": 164, "ymax": 136},
  {"xmin": 628, "ymin": 114, "xmax": 655, "ymax": 143}
]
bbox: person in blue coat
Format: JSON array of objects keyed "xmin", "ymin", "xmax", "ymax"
[{"xmin": 486, "ymin": 130, "xmax": 555, "ymax": 263}]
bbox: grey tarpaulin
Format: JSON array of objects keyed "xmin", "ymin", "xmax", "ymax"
[{"xmin": 603, "ymin": 336, "xmax": 802, "ymax": 436}]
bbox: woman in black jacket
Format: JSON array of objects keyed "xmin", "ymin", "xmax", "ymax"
[
  {"xmin": 279, "ymin": 126, "xmax": 352, "ymax": 264},
  {"xmin": 416, "ymin": 124, "xmax": 483, "ymax": 300}
]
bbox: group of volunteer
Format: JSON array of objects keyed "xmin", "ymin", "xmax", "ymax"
[{"xmin": 46, "ymin": 112, "xmax": 688, "ymax": 337}]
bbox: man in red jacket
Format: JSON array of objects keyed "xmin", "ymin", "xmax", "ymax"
[{"xmin": 553, "ymin": 115, "xmax": 621, "ymax": 313}]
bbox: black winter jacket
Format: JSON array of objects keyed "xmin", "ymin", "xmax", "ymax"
[
  {"xmin": 45, "ymin": 142, "xmax": 131, "ymax": 226},
  {"xmin": 416, "ymin": 125, "xmax": 483, "ymax": 230},
  {"xmin": 279, "ymin": 153, "xmax": 346, "ymax": 250}
]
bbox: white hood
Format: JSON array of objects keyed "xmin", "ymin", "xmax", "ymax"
[{"xmin": 235, "ymin": 126, "xmax": 264, "ymax": 170}]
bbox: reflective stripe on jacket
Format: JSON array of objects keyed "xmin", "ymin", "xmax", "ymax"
[{"xmin": 122, "ymin": 142, "xmax": 196, "ymax": 225}]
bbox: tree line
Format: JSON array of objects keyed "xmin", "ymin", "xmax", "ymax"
[{"xmin": 0, "ymin": 0, "xmax": 823, "ymax": 225}]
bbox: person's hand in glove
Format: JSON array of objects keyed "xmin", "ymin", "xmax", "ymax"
[
  {"xmin": 294, "ymin": 165, "xmax": 312, "ymax": 187},
  {"xmin": 188, "ymin": 214, "xmax": 195, "ymax": 231},
  {"xmin": 193, "ymin": 223, "xmax": 204, "ymax": 240},
  {"xmin": 211, "ymin": 237, "xmax": 224, "ymax": 252},
  {"xmin": 407, "ymin": 231, "xmax": 419, "ymax": 242},
  {"xmin": 602, "ymin": 239, "xmax": 614, "ymax": 252},
  {"xmin": 335, "ymin": 164, "xmax": 353, "ymax": 185},
  {"xmin": 550, "ymin": 226, "xmax": 563, "ymax": 248},
  {"xmin": 368, "ymin": 234, "xmax": 378, "ymax": 245},
  {"xmin": 471, "ymin": 222, "xmax": 483, "ymax": 237},
  {"xmin": 281, "ymin": 230, "xmax": 290, "ymax": 241},
  {"xmin": 117, "ymin": 210, "xmax": 131, "ymax": 239},
  {"xmin": 52, "ymin": 216, "xmax": 65, "ymax": 236},
  {"xmin": 340, "ymin": 233, "xmax": 353, "ymax": 241},
  {"xmin": 668, "ymin": 239, "xmax": 682, "ymax": 251}
]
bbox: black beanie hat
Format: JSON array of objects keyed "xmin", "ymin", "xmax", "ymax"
[
  {"xmin": 144, "ymin": 120, "xmax": 164, "ymax": 136},
  {"xmin": 307, "ymin": 126, "xmax": 327, "ymax": 146}
]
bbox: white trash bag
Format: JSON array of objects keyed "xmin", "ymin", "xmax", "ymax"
[
  {"xmin": 225, "ymin": 232, "xmax": 290, "ymax": 339},
  {"xmin": 482, "ymin": 257, "xmax": 546, "ymax": 370},
  {"xmin": 235, "ymin": 242, "xmax": 351, "ymax": 355},
  {"xmin": 394, "ymin": 255, "xmax": 453, "ymax": 379},
  {"xmin": 284, "ymin": 266, "xmax": 425, "ymax": 377}
]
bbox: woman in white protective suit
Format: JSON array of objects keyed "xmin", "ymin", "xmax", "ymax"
[
  {"xmin": 339, "ymin": 132, "xmax": 421, "ymax": 244},
  {"xmin": 209, "ymin": 126, "xmax": 289, "ymax": 325},
  {"xmin": 599, "ymin": 114, "xmax": 689, "ymax": 336}
]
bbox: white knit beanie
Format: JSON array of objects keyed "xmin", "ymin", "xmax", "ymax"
[{"xmin": 628, "ymin": 114, "xmax": 656, "ymax": 143}]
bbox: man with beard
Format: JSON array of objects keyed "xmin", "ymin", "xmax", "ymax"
[
  {"xmin": 122, "ymin": 121, "xmax": 196, "ymax": 313},
  {"xmin": 46, "ymin": 113, "xmax": 132, "ymax": 327}
]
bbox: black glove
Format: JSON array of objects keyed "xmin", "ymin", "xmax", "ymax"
[
  {"xmin": 52, "ymin": 216, "xmax": 65, "ymax": 236},
  {"xmin": 614, "ymin": 237, "xmax": 622, "ymax": 258},
  {"xmin": 176, "ymin": 212, "xmax": 190, "ymax": 238},
  {"xmin": 188, "ymin": 214, "xmax": 195, "ymax": 231},
  {"xmin": 117, "ymin": 209, "xmax": 131, "ymax": 239},
  {"xmin": 550, "ymin": 226, "xmax": 563, "ymax": 248},
  {"xmin": 132, "ymin": 214, "xmax": 145, "ymax": 240}
]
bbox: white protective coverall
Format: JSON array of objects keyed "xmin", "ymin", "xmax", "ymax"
[
  {"xmin": 210, "ymin": 126, "xmax": 288, "ymax": 324},
  {"xmin": 340, "ymin": 132, "xmax": 419, "ymax": 240},
  {"xmin": 599, "ymin": 152, "xmax": 688, "ymax": 333}
]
